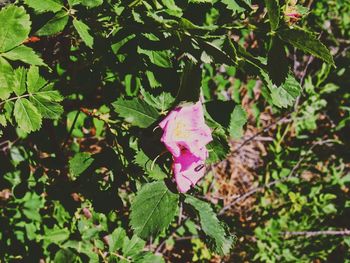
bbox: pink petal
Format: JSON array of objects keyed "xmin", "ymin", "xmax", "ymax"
[
  {"xmin": 173, "ymin": 149, "xmax": 207, "ymax": 193},
  {"xmin": 174, "ymin": 163, "xmax": 192, "ymax": 193}
]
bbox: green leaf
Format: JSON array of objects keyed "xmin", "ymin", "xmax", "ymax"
[
  {"xmin": 206, "ymin": 130, "xmax": 230, "ymax": 164},
  {"xmin": 112, "ymin": 98, "xmax": 160, "ymax": 128},
  {"xmin": 185, "ymin": 196, "xmax": 235, "ymax": 255},
  {"xmin": 36, "ymin": 11, "xmax": 69, "ymax": 36},
  {"xmin": 265, "ymin": 0, "xmax": 280, "ymax": 31},
  {"xmin": 42, "ymin": 226, "xmax": 70, "ymax": 244},
  {"xmin": 138, "ymin": 48, "xmax": 172, "ymax": 68},
  {"xmin": 134, "ymin": 149, "xmax": 167, "ymax": 180},
  {"xmin": 2, "ymin": 45, "xmax": 45, "ymax": 66},
  {"xmin": 130, "ymin": 181, "xmax": 178, "ymax": 239},
  {"xmin": 178, "ymin": 17, "xmax": 216, "ymax": 33},
  {"xmin": 229, "ymin": 105, "xmax": 247, "ymax": 139},
  {"xmin": 266, "ymin": 74, "xmax": 301, "ymax": 108},
  {"xmin": 108, "ymin": 227, "xmax": 126, "ymax": 253},
  {"xmin": 31, "ymin": 83, "xmax": 63, "ymax": 102},
  {"xmin": 27, "ymin": 66, "xmax": 47, "ymax": 93},
  {"xmin": 68, "ymin": 0, "xmax": 81, "ymax": 7},
  {"xmin": 145, "ymin": 71, "xmax": 161, "ymax": 89},
  {"xmin": 73, "ymin": 19, "xmax": 94, "ymax": 48},
  {"xmin": 54, "ymin": 249, "xmax": 79, "ymax": 263},
  {"xmin": 0, "ymin": 57, "xmax": 14, "ymax": 100},
  {"xmin": 69, "ymin": 152, "xmax": 94, "ymax": 178},
  {"xmin": 198, "ymin": 37, "xmax": 237, "ymax": 66},
  {"xmin": 221, "ymin": 0, "xmax": 246, "ymax": 13},
  {"xmin": 25, "ymin": 67, "xmax": 63, "ymax": 119},
  {"xmin": 24, "ymin": 0, "xmax": 64, "ymax": 13},
  {"xmin": 161, "ymin": 0, "xmax": 182, "ymax": 16},
  {"xmin": 30, "ymin": 89, "xmax": 64, "ymax": 119},
  {"xmin": 14, "ymin": 98, "xmax": 42, "ymax": 133},
  {"xmin": 81, "ymin": 0, "xmax": 103, "ymax": 8},
  {"xmin": 137, "ymin": 253, "xmax": 165, "ymax": 263},
  {"xmin": 13, "ymin": 67, "xmax": 27, "ymax": 96},
  {"xmin": 140, "ymin": 88, "xmax": 174, "ymax": 112},
  {"xmin": 122, "ymin": 235, "xmax": 145, "ymax": 258},
  {"xmin": 278, "ymin": 28, "xmax": 334, "ymax": 65},
  {"xmin": 0, "ymin": 5, "xmax": 31, "ymax": 52}
]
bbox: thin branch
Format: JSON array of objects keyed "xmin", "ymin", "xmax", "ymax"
[{"xmin": 283, "ymin": 229, "xmax": 350, "ymax": 237}]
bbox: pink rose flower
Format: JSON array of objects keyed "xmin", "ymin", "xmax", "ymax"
[
  {"xmin": 159, "ymin": 101, "xmax": 213, "ymax": 193},
  {"xmin": 159, "ymin": 101, "xmax": 212, "ymax": 159},
  {"xmin": 173, "ymin": 148, "xmax": 208, "ymax": 193}
]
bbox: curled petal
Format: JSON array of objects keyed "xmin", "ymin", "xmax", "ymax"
[{"xmin": 173, "ymin": 150, "xmax": 207, "ymax": 193}]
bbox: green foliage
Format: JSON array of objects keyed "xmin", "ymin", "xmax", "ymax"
[
  {"xmin": 185, "ymin": 196, "xmax": 235, "ymax": 255},
  {"xmin": 278, "ymin": 28, "xmax": 334, "ymax": 65},
  {"xmin": 69, "ymin": 152, "xmax": 94, "ymax": 178},
  {"xmin": 0, "ymin": 0, "xmax": 345, "ymax": 261},
  {"xmin": 24, "ymin": 0, "xmax": 64, "ymax": 13},
  {"xmin": 73, "ymin": 19, "xmax": 94, "ymax": 48},
  {"xmin": 130, "ymin": 181, "xmax": 179, "ymax": 239},
  {"xmin": 265, "ymin": 0, "xmax": 280, "ymax": 31},
  {"xmin": 36, "ymin": 11, "xmax": 69, "ymax": 36},
  {"xmin": 113, "ymin": 98, "xmax": 160, "ymax": 128},
  {"xmin": 0, "ymin": 5, "xmax": 30, "ymax": 52},
  {"xmin": 229, "ymin": 105, "xmax": 247, "ymax": 139}
]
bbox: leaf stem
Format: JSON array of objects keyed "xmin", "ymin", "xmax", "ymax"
[{"xmin": 0, "ymin": 94, "xmax": 30, "ymax": 107}]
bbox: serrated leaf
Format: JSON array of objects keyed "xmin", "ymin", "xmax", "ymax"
[
  {"xmin": 229, "ymin": 105, "xmax": 247, "ymax": 139},
  {"xmin": 27, "ymin": 66, "xmax": 47, "ymax": 93},
  {"xmin": 30, "ymin": 92, "xmax": 64, "ymax": 119},
  {"xmin": 0, "ymin": 57, "xmax": 14, "ymax": 100},
  {"xmin": 145, "ymin": 70, "xmax": 161, "ymax": 89},
  {"xmin": 221, "ymin": 0, "xmax": 246, "ymax": 13},
  {"xmin": 138, "ymin": 48, "xmax": 172, "ymax": 68},
  {"xmin": 14, "ymin": 98, "xmax": 42, "ymax": 133},
  {"xmin": 206, "ymin": 130, "xmax": 230, "ymax": 164},
  {"xmin": 278, "ymin": 28, "xmax": 334, "ymax": 65},
  {"xmin": 36, "ymin": 11, "xmax": 69, "ymax": 36},
  {"xmin": 31, "ymin": 83, "xmax": 63, "ymax": 102},
  {"xmin": 3, "ymin": 45, "xmax": 45, "ymax": 66},
  {"xmin": 140, "ymin": 88, "xmax": 174, "ymax": 112},
  {"xmin": 24, "ymin": 0, "xmax": 64, "ymax": 13},
  {"xmin": 73, "ymin": 19, "xmax": 94, "ymax": 48},
  {"xmin": 81, "ymin": 0, "xmax": 103, "ymax": 8},
  {"xmin": 198, "ymin": 36, "xmax": 237, "ymax": 66},
  {"xmin": 130, "ymin": 181, "xmax": 178, "ymax": 239},
  {"xmin": 13, "ymin": 67, "xmax": 27, "ymax": 96},
  {"xmin": 0, "ymin": 5, "xmax": 31, "ymax": 52},
  {"xmin": 112, "ymin": 98, "xmax": 160, "ymax": 128},
  {"xmin": 134, "ymin": 149, "xmax": 167, "ymax": 180},
  {"xmin": 265, "ymin": 0, "xmax": 280, "ymax": 31},
  {"xmin": 265, "ymin": 74, "xmax": 301, "ymax": 108},
  {"xmin": 185, "ymin": 196, "xmax": 234, "ymax": 255},
  {"xmin": 69, "ymin": 152, "xmax": 94, "ymax": 178}
]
